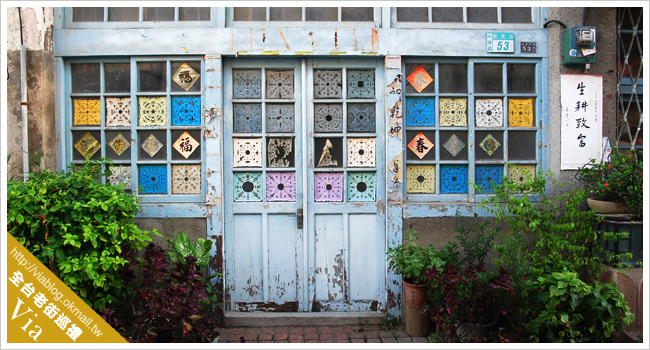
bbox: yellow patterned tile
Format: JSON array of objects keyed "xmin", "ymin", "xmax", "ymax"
[
  {"xmin": 508, "ymin": 98, "xmax": 534, "ymax": 127},
  {"xmin": 73, "ymin": 98, "xmax": 101, "ymax": 125},
  {"xmin": 139, "ymin": 97, "xmax": 167, "ymax": 126},
  {"xmin": 439, "ymin": 98, "xmax": 467, "ymax": 127},
  {"xmin": 406, "ymin": 165, "xmax": 436, "ymax": 193},
  {"xmin": 508, "ymin": 164, "xmax": 536, "ymax": 185}
]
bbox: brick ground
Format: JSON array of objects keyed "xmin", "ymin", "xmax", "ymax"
[{"xmin": 215, "ymin": 325, "xmax": 430, "ymax": 343}]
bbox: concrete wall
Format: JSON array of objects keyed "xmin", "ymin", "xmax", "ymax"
[
  {"xmin": 135, "ymin": 218, "xmax": 208, "ymax": 248},
  {"xmin": 6, "ymin": 7, "xmax": 56, "ymax": 180}
]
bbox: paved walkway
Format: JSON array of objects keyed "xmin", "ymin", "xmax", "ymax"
[{"xmin": 215, "ymin": 325, "xmax": 430, "ymax": 343}]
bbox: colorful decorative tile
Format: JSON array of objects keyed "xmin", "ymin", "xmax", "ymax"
[
  {"xmin": 233, "ymin": 138, "xmax": 263, "ymax": 167},
  {"xmin": 139, "ymin": 165, "xmax": 167, "ymax": 194},
  {"xmin": 106, "ymin": 97, "xmax": 131, "ymax": 126},
  {"xmin": 439, "ymin": 98, "xmax": 467, "ymax": 127},
  {"xmin": 314, "ymin": 172, "xmax": 344, "ymax": 202},
  {"xmin": 233, "ymin": 70, "xmax": 261, "ymax": 99},
  {"xmin": 347, "ymin": 70, "xmax": 375, "ymax": 99},
  {"xmin": 172, "ymin": 63, "xmax": 201, "ymax": 91},
  {"xmin": 347, "ymin": 138, "xmax": 376, "ymax": 168},
  {"xmin": 266, "ymin": 70, "xmax": 294, "ymax": 99},
  {"xmin": 266, "ymin": 104, "xmax": 295, "ymax": 133},
  {"xmin": 108, "ymin": 133, "xmax": 130, "ymax": 156},
  {"xmin": 172, "ymin": 164, "xmax": 201, "ymax": 194},
  {"xmin": 171, "ymin": 96, "xmax": 201, "ymax": 126},
  {"xmin": 314, "ymin": 104, "xmax": 343, "ymax": 133},
  {"xmin": 314, "ymin": 70, "xmax": 342, "ymax": 99},
  {"xmin": 73, "ymin": 98, "xmax": 101, "ymax": 126},
  {"xmin": 108, "ymin": 165, "xmax": 132, "ymax": 190},
  {"xmin": 138, "ymin": 97, "xmax": 167, "ymax": 126},
  {"xmin": 406, "ymin": 165, "xmax": 436, "ymax": 194},
  {"xmin": 233, "ymin": 172, "xmax": 263, "ymax": 201},
  {"xmin": 440, "ymin": 165, "xmax": 468, "ymax": 194},
  {"xmin": 267, "ymin": 138, "xmax": 293, "ymax": 168},
  {"xmin": 74, "ymin": 132, "xmax": 101, "ymax": 159},
  {"xmin": 442, "ymin": 134, "xmax": 465, "ymax": 158},
  {"xmin": 266, "ymin": 172, "xmax": 296, "ymax": 202},
  {"xmin": 475, "ymin": 99, "xmax": 503, "ymax": 128},
  {"xmin": 406, "ymin": 97, "xmax": 435, "ymax": 126},
  {"xmin": 407, "ymin": 132, "xmax": 434, "ymax": 159},
  {"xmin": 317, "ymin": 139, "xmax": 339, "ymax": 167},
  {"xmin": 406, "ymin": 65, "xmax": 433, "ymax": 93},
  {"xmin": 475, "ymin": 165, "xmax": 503, "ymax": 193},
  {"xmin": 347, "ymin": 103, "xmax": 376, "ymax": 133},
  {"xmin": 508, "ymin": 98, "xmax": 534, "ymax": 127},
  {"xmin": 141, "ymin": 134, "xmax": 164, "ymax": 158},
  {"xmin": 509, "ymin": 165, "xmax": 536, "ymax": 185},
  {"xmin": 172, "ymin": 131, "xmax": 200, "ymax": 159},
  {"xmin": 347, "ymin": 172, "xmax": 376, "ymax": 202},
  {"xmin": 479, "ymin": 133, "xmax": 501, "ymax": 156},
  {"xmin": 233, "ymin": 103, "xmax": 262, "ymax": 133}
]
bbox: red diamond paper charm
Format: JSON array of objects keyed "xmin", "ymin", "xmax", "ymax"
[
  {"xmin": 407, "ymin": 65, "xmax": 433, "ymax": 93},
  {"xmin": 407, "ymin": 132, "xmax": 434, "ymax": 159}
]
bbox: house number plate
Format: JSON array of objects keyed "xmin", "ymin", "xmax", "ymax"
[
  {"xmin": 520, "ymin": 42, "xmax": 537, "ymax": 54},
  {"xmin": 487, "ymin": 32, "xmax": 514, "ymax": 53}
]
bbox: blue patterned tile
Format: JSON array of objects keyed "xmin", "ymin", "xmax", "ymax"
[
  {"xmin": 475, "ymin": 165, "xmax": 503, "ymax": 193},
  {"xmin": 440, "ymin": 165, "xmax": 468, "ymax": 194},
  {"xmin": 406, "ymin": 97, "xmax": 435, "ymax": 127},
  {"xmin": 139, "ymin": 165, "xmax": 167, "ymax": 194},
  {"xmin": 171, "ymin": 96, "xmax": 201, "ymax": 126},
  {"xmin": 347, "ymin": 172, "xmax": 376, "ymax": 202}
]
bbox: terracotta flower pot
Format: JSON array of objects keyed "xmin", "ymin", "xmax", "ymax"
[
  {"xmin": 587, "ymin": 198, "xmax": 628, "ymax": 214},
  {"xmin": 403, "ymin": 279, "xmax": 426, "ymax": 308}
]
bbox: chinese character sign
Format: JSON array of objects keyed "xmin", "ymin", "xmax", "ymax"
[{"xmin": 560, "ymin": 74, "xmax": 603, "ymax": 169}]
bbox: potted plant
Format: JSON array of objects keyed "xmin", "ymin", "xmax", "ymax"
[
  {"xmin": 576, "ymin": 146, "xmax": 643, "ymax": 218},
  {"xmin": 425, "ymin": 215, "xmax": 514, "ymax": 342},
  {"xmin": 576, "ymin": 146, "xmax": 643, "ymax": 266},
  {"xmin": 387, "ymin": 231, "xmax": 438, "ymax": 308},
  {"xmin": 105, "ymin": 233, "xmax": 221, "ymax": 343}
]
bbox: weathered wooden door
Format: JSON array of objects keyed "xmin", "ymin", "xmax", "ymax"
[{"xmin": 224, "ymin": 58, "xmax": 385, "ymax": 312}]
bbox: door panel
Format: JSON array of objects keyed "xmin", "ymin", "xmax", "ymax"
[{"xmin": 224, "ymin": 58, "xmax": 385, "ymax": 312}]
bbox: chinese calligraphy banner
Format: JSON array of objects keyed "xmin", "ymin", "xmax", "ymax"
[
  {"xmin": 560, "ymin": 74, "xmax": 603, "ymax": 169},
  {"xmin": 6, "ymin": 234, "xmax": 126, "ymax": 343}
]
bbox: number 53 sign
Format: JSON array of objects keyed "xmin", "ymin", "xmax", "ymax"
[{"xmin": 487, "ymin": 32, "xmax": 515, "ymax": 53}]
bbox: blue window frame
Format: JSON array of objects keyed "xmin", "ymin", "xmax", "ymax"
[
  {"xmin": 403, "ymin": 58, "xmax": 545, "ymax": 203},
  {"xmin": 65, "ymin": 57, "xmax": 205, "ymax": 202}
]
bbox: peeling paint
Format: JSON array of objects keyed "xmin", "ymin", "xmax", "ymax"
[
  {"xmin": 237, "ymin": 301, "xmax": 298, "ymax": 312},
  {"xmin": 250, "ymin": 28, "xmax": 253, "ymax": 50},
  {"xmin": 262, "ymin": 28, "xmax": 266, "ymax": 43},
  {"xmin": 309, "ymin": 31, "xmax": 314, "ymax": 51},
  {"xmin": 371, "ymin": 28, "xmax": 378, "ymax": 52},
  {"xmin": 334, "ymin": 28, "xmax": 338, "ymax": 51},
  {"xmin": 353, "ymin": 28, "xmax": 357, "ymax": 51},
  {"xmin": 278, "ymin": 29, "xmax": 290, "ymax": 50},
  {"xmin": 377, "ymin": 199, "xmax": 386, "ymax": 215}
]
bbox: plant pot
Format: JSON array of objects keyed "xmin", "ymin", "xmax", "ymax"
[
  {"xmin": 587, "ymin": 198, "xmax": 628, "ymax": 214},
  {"xmin": 404, "ymin": 303, "xmax": 430, "ymax": 337},
  {"xmin": 403, "ymin": 280, "xmax": 426, "ymax": 308},
  {"xmin": 456, "ymin": 316, "xmax": 497, "ymax": 342}
]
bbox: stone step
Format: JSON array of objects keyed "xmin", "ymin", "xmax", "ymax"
[{"xmin": 224, "ymin": 311, "xmax": 385, "ymax": 327}]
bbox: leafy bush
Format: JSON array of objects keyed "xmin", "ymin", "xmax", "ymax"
[
  {"xmin": 121, "ymin": 240, "xmax": 221, "ymax": 343},
  {"xmin": 386, "ymin": 231, "xmax": 441, "ymax": 285},
  {"xmin": 528, "ymin": 270, "xmax": 634, "ymax": 342},
  {"xmin": 7, "ymin": 159, "xmax": 156, "ymax": 311},
  {"xmin": 479, "ymin": 170, "xmax": 634, "ymax": 341}
]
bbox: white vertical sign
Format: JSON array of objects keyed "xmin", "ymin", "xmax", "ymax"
[{"xmin": 560, "ymin": 74, "xmax": 603, "ymax": 169}]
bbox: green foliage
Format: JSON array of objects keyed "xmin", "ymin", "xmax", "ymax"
[
  {"xmin": 479, "ymin": 170, "xmax": 635, "ymax": 341},
  {"xmin": 167, "ymin": 232, "xmax": 213, "ymax": 269},
  {"xmin": 576, "ymin": 146, "xmax": 643, "ymax": 218},
  {"xmin": 386, "ymin": 231, "xmax": 443, "ymax": 285},
  {"xmin": 528, "ymin": 270, "xmax": 634, "ymax": 342},
  {"xmin": 7, "ymin": 159, "xmax": 157, "ymax": 311}
]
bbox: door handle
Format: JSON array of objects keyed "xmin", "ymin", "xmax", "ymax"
[{"xmin": 289, "ymin": 208, "xmax": 304, "ymax": 229}]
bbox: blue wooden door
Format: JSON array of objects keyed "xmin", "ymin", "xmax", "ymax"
[{"xmin": 224, "ymin": 58, "xmax": 385, "ymax": 312}]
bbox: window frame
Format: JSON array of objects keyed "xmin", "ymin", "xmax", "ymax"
[
  {"xmin": 64, "ymin": 56, "xmax": 206, "ymax": 203},
  {"xmin": 64, "ymin": 7, "xmax": 221, "ymax": 28},
  {"xmin": 226, "ymin": 7, "xmax": 382, "ymax": 28},
  {"xmin": 402, "ymin": 57, "xmax": 545, "ymax": 204},
  {"xmin": 392, "ymin": 7, "xmax": 543, "ymax": 29}
]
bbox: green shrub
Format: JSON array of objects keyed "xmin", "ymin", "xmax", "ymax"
[{"xmin": 7, "ymin": 159, "xmax": 156, "ymax": 311}]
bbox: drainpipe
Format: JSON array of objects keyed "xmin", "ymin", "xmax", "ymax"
[
  {"xmin": 18, "ymin": 7, "xmax": 29, "ymax": 181},
  {"xmin": 20, "ymin": 44, "xmax": 29, "ymax": 181}
]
